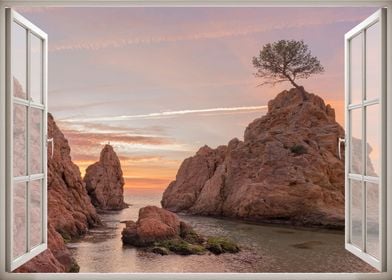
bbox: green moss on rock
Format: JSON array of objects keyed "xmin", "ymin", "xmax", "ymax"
[
  {"xmin": 158, "ymin": 239, "xmax": 206, "ymax": 255},
  {"xmin": 68, "ymin": 261, "xmax": 80, "ymax": 273},
  {"xmin": 151, "ymin": 246, "xmax": 170, "ymax": 255},
  {"xmin": 179, "ymin": 221, "xmax": 204, "ymax": 244},
  {"xmin": 59, "ymin": 231, "xmax": 72, "ymax": 244},
  {"xmin": 206, "ymin": 237, "xmax": 240, "ymax": 255}
]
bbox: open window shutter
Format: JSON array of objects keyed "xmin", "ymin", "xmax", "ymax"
[
  {"xmin": 6, "ymin": 8, "xmax": 48, "ymax": 271},
  {"xmin": 344, "ymin": 8, "xmax": 387, "ymax": 271}
]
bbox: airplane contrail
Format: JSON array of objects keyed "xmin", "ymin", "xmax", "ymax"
[{"xmin": 63, "ymin": 105, "xmax": 268, "ymax": 122}]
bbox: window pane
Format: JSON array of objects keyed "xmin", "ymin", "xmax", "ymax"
[
  {"xmin": 366, "ymin": 105, "xmax": 380, "ymax": 177},
  {"xmin": 365, "ymin": 22, "xmax": 381, "ymax": 101},
  {"xmin": 13, "ymin": 104, "xmax": 27, "ymax": 177},
  {"xmin": 13, "ymin": 181, "xmax": 27, "ymax": 259},
  {"xmin": 30, "ymin": 34, "xmax": 43, "ymax": 104},
  {"xmin": 29, "ymin": 108, "xmax": 43, "ymax": 174},
  {"xmin": 350, "ymin": 32, "xmax": 363, "ymax": 105},
  {"xmin": 366, "ymin": 182, "xmax": 379, "ymax": 259},
  {"xmin": 350, "ymin": 179, "xmax": 362, "ymax": 249},
  {"xmin": 350, "ymin": 109, "xmax": 362, "ymax": 174},
  {"xmin": 30, "ymin": 180, "xmax": 42, "ymax": 249},
  {"xmin": 12, "ymin": 22, "xmax": 27, "ymax": 99}
]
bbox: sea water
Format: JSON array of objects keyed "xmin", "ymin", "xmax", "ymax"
[{"xmin": 67, "ymin": 188, "xmax": 376, "ymax": 273}]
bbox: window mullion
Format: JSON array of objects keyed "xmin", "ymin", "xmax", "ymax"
[
  {"xmin": 361, "ymin": 28, "xmax": 367, "ymax": 254},
  {"xmin": 26, "ymin": 29, "xmax": 31, "ymax": 254}
]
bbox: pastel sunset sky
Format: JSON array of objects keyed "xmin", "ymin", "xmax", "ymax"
[{"xmin": 17, "ymin": 7, "xmax": 377, "ymax": 189}]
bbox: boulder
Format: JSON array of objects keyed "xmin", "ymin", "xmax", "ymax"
[
  {"xmin": 121, "ymin": 206, "xmax": 180, "ymax": 246},
  {"xmin": 121, "ymin": 206, "xmax": 239, "ymax": 256},
  {"xmin": 84, "ymin": 145, "xmax": 127, "ymax": 210},
  {"xmin": 162, "ymin": 88, "xmax": 347, "ymax": 229}
]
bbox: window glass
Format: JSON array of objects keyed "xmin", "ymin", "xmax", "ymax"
[
  {"xmin": 366, "ymin": 105, "xmax": 380, "ymax": 177},
  {"xmin": 350, "ymin": 109, "xmax": 362, "ymax": 174},
  {"xmin": 29, "ymin": 108, "xmax": 43, "ymax": 174},
  {"xmin": 13, "ymin": 181, "xmax": 27, "ymax": 259},
  {"xmin": 13, "ymin": 104, "xmax": 27, "ymax": 177},
  {"xmin": 366, "ymin": 182, "xmax": 379, "ymax": 259},
  {"xmin": 30, "ymin": 34, "xmax": 43, "ymax": 104},
  {"xmin": 350, "ymin": 32, "xmax": 363, "ymax": 105},
  {"xmin": 350, "ymin": 179, "xmax": 363, "ymax": 249},
  {"xmin": 30, "ymin": 180, "xmax": 42, "ymax": 249},
  {"xmin": 12, "ymin": 22, "xmax": 27, "ymax": 99},
  {"xmin": 365, "ymin": 22, "xmax": 381, "ymax": 101}
]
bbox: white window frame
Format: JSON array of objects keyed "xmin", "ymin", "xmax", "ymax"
[
  {"xmin": 5, "ymin": 9, "xmax": 48, "ymax": 272},
  {"xmin": 344, "ymin": 8, "xmax": 387, "ymax": 271},
  {"xmin": 0, "ymin": 1, "xmax": 391, "ymax": 280}
]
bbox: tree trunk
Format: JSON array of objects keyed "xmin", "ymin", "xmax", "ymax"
[
  {"xmin": 284, "ymin": 74, "xmax": 307, "ymax": 100},
  {"xmin": 285, "ymin": 74, "xmax": 300, "ymax": 89}
]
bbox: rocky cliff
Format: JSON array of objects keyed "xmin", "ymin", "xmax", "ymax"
[
  {"xmin": 16, "ymin": 114, "xmax": 101, "ymax": 272},
  {"xmin": 162, "ymin": 88, "xmax": 346, "ymax": 228},
  {"xmin": 84, "ymin": 145, "xmax": 127, "ymax": 210}
]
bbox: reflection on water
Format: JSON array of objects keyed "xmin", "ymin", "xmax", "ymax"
[{"xmin": 68, "ymin": 188, "xmax": 376, "ymax": 273}]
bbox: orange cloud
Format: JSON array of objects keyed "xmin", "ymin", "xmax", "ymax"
[
  {"xmin": 56, "ymin": 120, "xmax": 183, "ymax": 185},
  {"xmin": 74, "ymin": 152, "xmax": 180, "ymax": 183},
  {"xmin": 64, "ymin": 131, "xmax": 173, "ymax": 146}
]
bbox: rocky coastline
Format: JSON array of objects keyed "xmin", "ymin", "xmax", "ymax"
[
  {"xmin": 162, "ymin": 88, "xmax": 346, "ymax": 229},
  {"xmin": 17, "ymin": 88, "xmax": 362, "ymax": 272}
]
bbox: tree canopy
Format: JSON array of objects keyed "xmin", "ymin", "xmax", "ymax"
[{"xmin": 252, "ymin": 40, "xmax": 324, "ymax": 89}]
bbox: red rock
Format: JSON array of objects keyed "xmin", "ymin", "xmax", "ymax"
[
  {"xmin": 84, "ymin": 145, "xmax": 127, "ymax": 210},
  {"xmin": 162, "ymin": 88, "xmax": 347, "ymax": 228},
  {"xmin": 122, "ymin": 206, "xmax": 181, "ymax": 246},
  {"xmin": 161, "ymin": 145, "xmax": 227, "ymax": 212}
]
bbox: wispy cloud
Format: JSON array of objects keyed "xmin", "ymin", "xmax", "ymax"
[
  {"xmin": 49, "ymin": 13, "xmax": 366, "ymax": 53},
  {"xmin": 58, "ymin": 125, "xmax": 180, "ymax": 168},
  {"xmin": 69, "ymin": 133, "xmax": 173, "ymax": 146},
  {"xmin": 16, "ymin": 7, "xmax": 64, "ymax": 14},
  {"xmin": 62, "ymin": 105, "xmax": 268, "ymax": 122},
  {"xmin": 50, "ymin": 23, "xmax": 275, "ymax": 52}
]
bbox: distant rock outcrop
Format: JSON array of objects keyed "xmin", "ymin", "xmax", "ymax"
[
  {"xmin": 84, "ymin": 145, "xmax": 127, "ymax": 210},
  {"xmin": 162, "ymin": 88, "xmax": 346, "ymax": 229},
  {"xmin": 16, "ymin": 113, "xmax": 101, "ymax": 272}
]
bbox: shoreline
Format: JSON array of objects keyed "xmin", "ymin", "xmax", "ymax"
[
  {"xmin": 93, "ymin": 204, "xmax": 345, "ymax": 236},
  {"xmin": 176, "ymin": 212, "xmax": 345, "ymax": 234},
  {"xmin": 68, "ymin": 204, "xmax": 375, "ymax": 273}
]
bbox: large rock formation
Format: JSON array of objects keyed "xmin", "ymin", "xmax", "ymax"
[
  {"xmin": 162, "ymin": 88, "xmax": 346, "ymax": 228},
  {"xmin": 16, "ymin": 113, "xmax": 101, "ymax": 272},
  {"xmin": 84, "ymin": 145, "xmax": 127, "ymax": 210}
]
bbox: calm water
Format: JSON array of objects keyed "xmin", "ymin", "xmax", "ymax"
[{"xmin": 68, "ymin": 188, "xmax": 375, "ymax": 273}]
